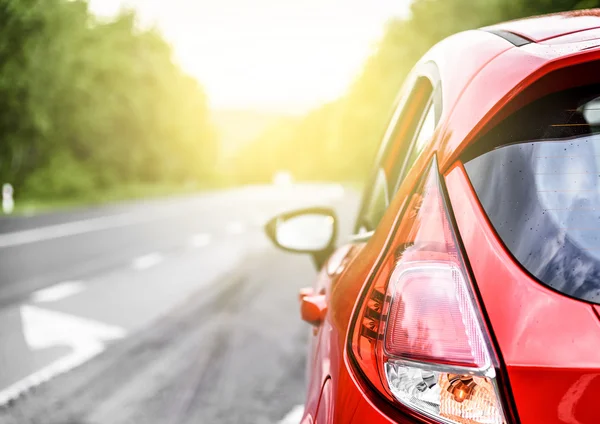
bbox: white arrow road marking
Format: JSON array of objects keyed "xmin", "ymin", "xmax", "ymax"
[
  {"xmin": 132, "ymin": 253, "xmax": 164, "ymax": 270},
  {"xmin": 190, "ymin": 233, "xmax": 211, "ymax": 248},
  {"xmin": 0, "ymin": 305, "xmax": 126, "ymax": 406},
  {"xmin": 22, "ymin": 305, "xmax": 125, "ymax": 349},
  {"xmin": 279, "ymin": 405, "xmax": 304, "ymax": 424},
  {"xmin": 31, "ymin": 281, "xmax": 85, "ymax": 303}
]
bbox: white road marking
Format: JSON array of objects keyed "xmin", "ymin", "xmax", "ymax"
[
  {"xmin": 132, "ymin": 253, "xmax": 164, "ymax": 270},
  {"xmin": 226, "ymin": 221, "xmax": 245, "ymax": 235},
  {"xmin": 0, "ymin": 306, "xmax": 125, "ymax": 406},
  {"xmin": 31, "ymin": 281, "xmax": 85, "ymax": 303},
  {"xmin": 0, "ymin": 208, "xmax": 183, "ymax": 249},
  {"xmin": 190, "ymin": 233, "xmax": 211, "ymax": 248},
  {"xmin": 279, "ymin": 405, "xmax": 304, "ymax": 424}
]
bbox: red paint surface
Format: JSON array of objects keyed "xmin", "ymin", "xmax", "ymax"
[
  {"xmin": 446, "ymin": 164, "xmax": 600, "ymax": 423},
  {"xmin": 485, "ymin": 10, "xmax": 600, "ymax": 42},
  {"xmin": 297, "ymin": 12, "xmax": 600, "ymax": 424}
]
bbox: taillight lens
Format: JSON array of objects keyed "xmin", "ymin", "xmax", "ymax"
[{"xmin": 350, "ymin": 158, "xmax": 509, "ymax": 424}]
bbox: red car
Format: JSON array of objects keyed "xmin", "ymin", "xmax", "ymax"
[{"xmin": 266, "ymin": 10, "xmax": 600, "ymax": 424}]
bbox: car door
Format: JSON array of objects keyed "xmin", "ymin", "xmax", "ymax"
[{"xmin": 304, "ymin": 69, "xmax": 442, "ymax": 423}]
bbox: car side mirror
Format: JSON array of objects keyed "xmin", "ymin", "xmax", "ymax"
[{"xmin": 265, "ymin": 207, "xmax": 337, "ymax": 269}]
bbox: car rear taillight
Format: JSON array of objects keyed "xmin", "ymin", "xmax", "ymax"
[{"xmin": 350, "ymin": 158, "xmax": 509, "ymax": 424}]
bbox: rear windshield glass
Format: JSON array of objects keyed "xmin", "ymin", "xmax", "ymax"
[{"xmin": 465, "ymin": 84, "xmax": 600, "ymax": 304}]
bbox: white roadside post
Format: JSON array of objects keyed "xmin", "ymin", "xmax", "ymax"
[
  {"xmin": 273, "ymin": 171, "xmax": 293, "ymax": 188},
  {"xmin": 2, "ymin": 183, "xmax": 14, "ymax": 214}
]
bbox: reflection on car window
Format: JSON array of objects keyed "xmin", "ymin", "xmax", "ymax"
[
  {"xmin": 277, "ymin": 215, "xmax": 334, "ymax": 251},
  {"xmin": 466, "ymin": 90, "xmax": 600, "ymax": 304},
  {"xmin": 412, "ymin": 103, "xmax": 436, "ymax": 163},
  {"xmin": 584, "ymin": 98, "xmax": 600, "ymax": 122},
  {"xmin": 356, "ymin": 78, "xmax": 436, "ymax": 234},
  {"xmin": 393, "ymin": 101, "xmax": 437, "ymax": 193},
  {"xmin": 360, "ymin": 168, "xmax": 389, "ymax": 233}
]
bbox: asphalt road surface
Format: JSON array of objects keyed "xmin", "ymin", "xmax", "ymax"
[{"xmin": 0, "ymin": 183, "xmax": 359, "ymax": 424}]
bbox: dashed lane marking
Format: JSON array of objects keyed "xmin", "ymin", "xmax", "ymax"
[
  {"xmin": 0, "ymin": 211, "xmax": 176, "ymax": 249},
  {"xmin": 31, "ymin": 281, "xmax": 85, "ymax": 303},
  {"xmin": 190, "ymin": 233, "xmax": 211, "ymax": 248},
  {"xmin": 132, "ymin": 253, "xmax": 164, "ymax": 271}
]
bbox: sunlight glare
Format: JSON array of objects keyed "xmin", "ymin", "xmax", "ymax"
[{"xmin": 89, "ymin": 0, "xmax": 409, "ymax": 112}]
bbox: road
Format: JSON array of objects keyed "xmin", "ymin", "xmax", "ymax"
[{"xmin": 0, "ymin": 184, "xmax": 359, "ymax": 424}]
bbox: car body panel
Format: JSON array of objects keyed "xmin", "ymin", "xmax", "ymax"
[
  {"xmin": 302, "ymin": 165, "xmax": 430, "ymax": 423},
  {"xmin": 302, "ymin": 243, "xmax": 364, "ymax": 424},
  {"xmin": 375, "ymin": 26, "xmax": 600, "ymax": 187},
  {"xmin": 315, "ymin": 378, "xmax": 332, "ymax": 424},
  {"xmin": 485, "ymin": 10, "xmax": 600, "ymax": 42},
  {"xmin": 310, "ymin": 234, "xmax": 426, "ymax": 424},
  {"xmin": 417, "ymin": 30, "xmax": 514, "ymax": 119},
  {"xmin": 446, "ymin": 164, "xmax": 600, "ymax": 423},
  {"xmin": 439, "ymin": 40, "xmax": 600, "ymax": 168},
  {"xmin": 297, "ymin": 10, "xmax": 600, "ymax": 424},
  {"xmin": 541, "ymin": 26, "xmax": 600, "ymax": 44},
  {"xmin": 395, "ymin": 28, "xmax": 600, "ymax": 174},
  {"xmin": 520, "ymin": 37, "xmax": 600, "ymax": 59}
]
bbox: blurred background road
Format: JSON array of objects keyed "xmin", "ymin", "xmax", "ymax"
[{"xmin": 0, "ymin": 184, "xmax": 358, "ymax": 424}]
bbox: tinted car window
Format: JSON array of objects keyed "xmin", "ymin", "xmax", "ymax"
[
  {"xmin": 361, "ymin": 168, "xmax": 389, "ymax": 233},
  {"xmin": 356, "ymin": 78, "xmax": 434, "ymax": 234},
  {"xmin": 413, "ymin": 102, "xmax": 436, "ymax": 158},
  {"xmin": 394, "ymin": 101, "xmax": 437, "ymax": 192},
  {"xmin": 465, "ymin": 86, "xmax": 600, "ymax": 303}
]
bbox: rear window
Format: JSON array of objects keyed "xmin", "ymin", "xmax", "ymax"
[{"xmin": 465, "ymin": 84, "xmax": 600, "ymax": 304}]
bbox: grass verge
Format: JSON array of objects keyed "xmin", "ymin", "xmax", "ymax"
[{"xmin": 8, "ymin": 181, "xmax": 229, "ymax": 217}]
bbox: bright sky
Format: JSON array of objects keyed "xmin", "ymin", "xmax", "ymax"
[{"xmin": 89, "ymin": 0, "xmax": 409, "ymax": 113}]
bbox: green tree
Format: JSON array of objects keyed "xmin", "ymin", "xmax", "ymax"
[{"xmin": 0, "ymin": 0, "xmax": 217, "ymax": 200}]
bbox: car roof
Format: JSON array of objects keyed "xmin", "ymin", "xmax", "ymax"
[
  {"xmin": 485, "ymin": 9, "xmax": 600, "ymax": 43},
  {"xmin": 412, "ymin": 9, "xmax": 600, "ymax": 173}
]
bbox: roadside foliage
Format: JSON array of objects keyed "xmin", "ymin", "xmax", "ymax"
[
  {"xmin": 234, "ymin": 0, "xmax": 600, "ymax": 183},
  {"xmin": 0, "ymin": 0, "xmax": 217, "ymax": 200}
]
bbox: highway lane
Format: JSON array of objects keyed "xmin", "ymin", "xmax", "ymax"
[
  {"xmin": 0, "ymin": 184, "xmax": 346, "ymax": 304},
  {"xmin": 0, "ymin": 183, "xmax": 359, "ymax": 424}
]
